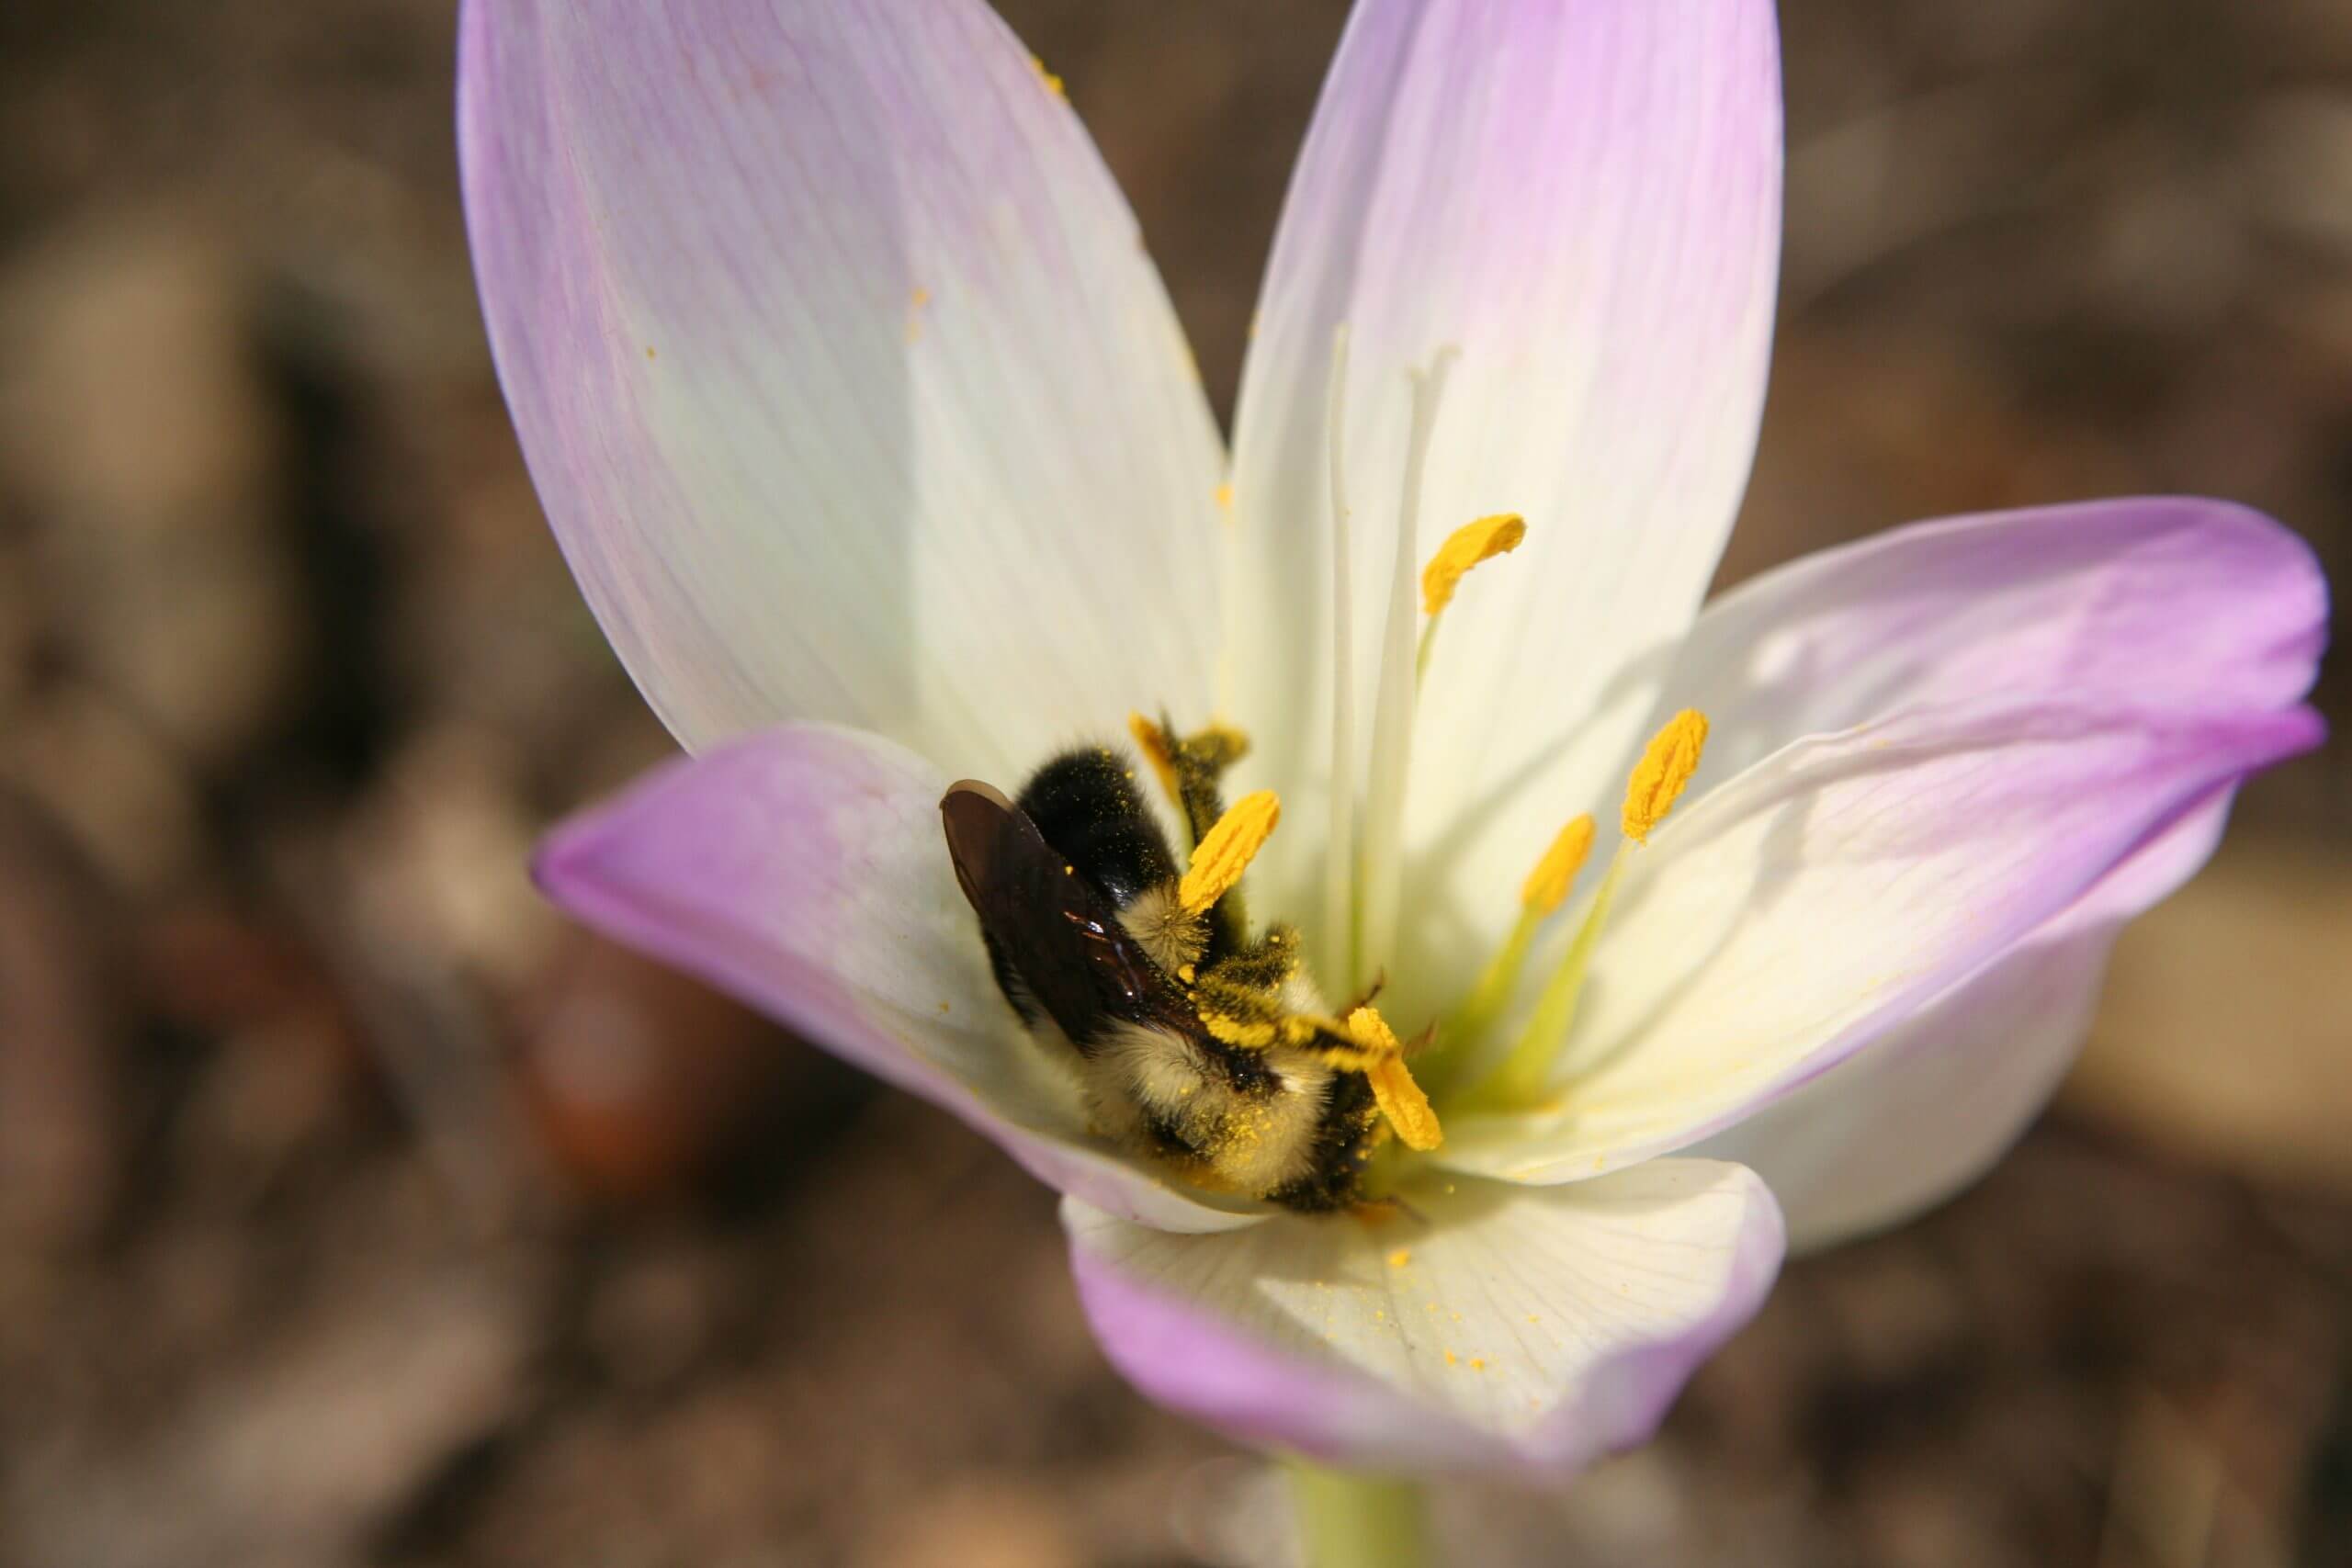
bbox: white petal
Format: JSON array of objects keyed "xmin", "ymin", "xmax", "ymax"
[
  {"xmin": 1224, "ymin": 0, "xmax": 1782, "ymax": 958},
  {"xmin": 1065, "ymin": 1161, "xmax": 1781, "ymax": 1476},
  {"xmin": 460, "ymin": 0, "xmax": 1227, "ymax": 775}
]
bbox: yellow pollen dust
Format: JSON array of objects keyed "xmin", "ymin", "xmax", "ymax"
[
  {"xmin": 1179, "ymin": 791, "xmax": 1281, "ymax": 915},
  {"xmin": 1200, "ymin": 1010, "xmax": 1274, "ymax": 1048},
  {"xmin": 1520, "ymin": 813, "xmax": 1596, "ymax": 913},
  {"xmin": 1028, "ymin": 54, "xmax": 1065, "ymax": 96},
  {"xmin": 1349, "ymin": 1006, "xmax": 1442, "ymax": 1152},
  {"xmin": 1622, "ymin": 709, "xmax": 1709, "ymax": 844},
  {"xmin": 1419, "ymin": 513, "xmax": 1526, "ymax": 615}
]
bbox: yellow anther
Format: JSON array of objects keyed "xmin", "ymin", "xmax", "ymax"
[
  {"xmin": 1419, "ymin": 513, "xmax": 1526, "ymax": 616},
  {"xmin": 1348, "ymin": 1007, "xmax": 1443, "ymax": 1152},
  {"xmin": 1519, "ymin": 813, "xmax": 1597, "ymax": 914},
  {"xmin": 1215, "ymin": 480, "xmax": 1236, "ymax": 512},
  {"xmin": 1179, "ymin": 790, "xmax": 1281, "ymax": 915},
  {"xmin": 1346, "ymin": 1004, "xmax": 1403, "ymax": 1055},
  {"xmin": 1622, "ymin": 709, "xmax": 1710, "ymax": 844},
  {"xmin": 1126, "ymin": 712, "xmax": 1181, "ymax": 807}
]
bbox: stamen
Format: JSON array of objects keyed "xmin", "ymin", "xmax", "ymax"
[
  {"xmin": 1422, "ymin": 814, "xmax": 1594, "ymax": 1093},
  {"xmin": 1179, "ymin": 790, "xmax": 1282, "ymax": 916},
  {"xmin": 1520, "ymin": 813, "xmax": 1597, "ymax": 914},
  {"xmin": 1411, "ymin": 514, "xmax": 1523, "ymax": 686},
  {"xmin": 1415, "ymin": 513, "xmax": 1526, "ymax": 683},
  {"xmin": 1464, "ymin": 712, "xmax": 1713, "ymax": 1110},
  {"xmin": 1323, "ymin": 328, "xmax": 1360, "ymax": 992},
  {"xmin": 1217, "ymin": 475, "xmax": 1239, "ymax": 718},
  {"xmin": 1420, "ymin": 513, "xmax": 1527, "ymax": 617},
  {"xmin": 1348, "ymin": 1006, "xmax": 1443, "ymax": 1151},
  {"xmin": 1623, "ymin": 709, "xmax": 1710, "ymax": 844},
  {"xmin": 1360, "ymin": 349, "xmax": 1458, "ymax": 977},
  {"xmin": 1126, "ymin": 712, "xmax": 1182, "ymax": 813},
  {"xmin": 1470, "ymin": 856, "xmax": 1624, "ymax": 1109}
]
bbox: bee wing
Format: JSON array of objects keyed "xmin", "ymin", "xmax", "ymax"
[{"xmin": 941, "ymin": 780, "xmax": 1190, "ymax": 1051}]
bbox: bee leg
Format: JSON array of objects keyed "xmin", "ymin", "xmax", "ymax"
[
  {"xmin": 1336, "ymin": 969, "xmax": 1388, "ymax": 1017},
  {"xmin": 1165, "ymin": 716, "xmax": 1251, "ymax": 849}
]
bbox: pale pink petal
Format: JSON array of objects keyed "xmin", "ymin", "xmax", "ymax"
[
  {"xmin": 1225, "ymin": 0, "xmax": 1783, "ymax": 942},
  {"xmin": 1435, "ymin": 699, "xmax": 2322, "ymax": 1185},
  {"xmin": 460, "ymin": 0, "xmax": 1226, "ymax": 777},
  {"xmin": 1065, "ymin": 1161, "xmax": 1781, "ymax": 1477},
  {"xmin": 535, "ymin": 725, "xmax": 1264, "ymax": 1234},
  {"xmin": 1657, "ymin": 500, "xmax": 2326, "ymax": 1245},
  {"xmin": 1659, "ymin": 498, "xmax": 2327, "ymax": 786}
]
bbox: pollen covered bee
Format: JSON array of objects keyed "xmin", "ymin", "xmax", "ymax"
[{"xmin": 940, "ymin": 718, "xmax": 1438, "ymax": 1213}]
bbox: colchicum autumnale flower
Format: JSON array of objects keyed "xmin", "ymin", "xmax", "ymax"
[{"xmin": 460, "ymin": 0, "xmax": 2327, "ymax": 1483}]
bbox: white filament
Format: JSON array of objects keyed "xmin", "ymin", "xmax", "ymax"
[
  {"xmin": 1322, "ymin": 327, "xmax": 1359, "ymax": 991},
  {"xmin": 1359, "ymin": 348, "xmax": 1456, "ymax": 976}
]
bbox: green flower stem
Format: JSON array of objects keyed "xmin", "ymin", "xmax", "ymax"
[{"xmin": 1284, "ymin": 1461, "xmax": 1430, "ymax": 1568}]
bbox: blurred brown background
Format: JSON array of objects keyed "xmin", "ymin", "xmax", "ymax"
[{"xmin": 0, "ymin": 2, "xmax": 2346, "ymax": 1564}]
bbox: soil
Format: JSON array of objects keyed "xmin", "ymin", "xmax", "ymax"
[{"xmin": 1, "ymin": 2, "xmax": 2347, "ymax": 1564}]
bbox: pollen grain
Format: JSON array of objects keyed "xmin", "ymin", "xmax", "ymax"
[
  {"xmin": 1420, "ymin": 513, "xmax": 1526, "ymax": 615},
  {"xmin": 1520, "ymin": 813, "xmax": 1597, "ymax": 913},
  {"xmin": 1623, "ymin": 709, "xmax": 1709, "ymax": 844},
  {"xmin": 1179, "ymin": 790, "xmax": 1281, "ymax": 915},
  {"xmin": 1350, "ymin": 1006, "xmax": 1443, "ymax": 1152},
  {"xmin": 1126, "ymin": 712, "xmax": 1181, "ymax": 807}
]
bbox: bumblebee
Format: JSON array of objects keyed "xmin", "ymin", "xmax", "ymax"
[{"xmin": 941, "ymin": 722, "xmax": 1429, "ymax": 1213}]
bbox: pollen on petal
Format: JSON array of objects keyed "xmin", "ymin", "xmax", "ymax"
[
  {"xmin": 1349, "ymin": 1007, "xmax": 1442, "ymax": 1151},
  {"xmin": 1520, "ymin": 813, "xmax": 1596, "ymax": 913},
  {"xmin": 1028, "ymin": 54, "xmax": 1066, "ymax": 96},
  {"xmin": 1623, "ymin": 709, "xmax": 1710, "ymax": 844},
  {"xmin": 1419, "ymin": 513, "xmax": 1526, "ymax": 615},
  {"xmin": 1179, "ymin": 790, "xmax": 1281, "ymax": 915}
]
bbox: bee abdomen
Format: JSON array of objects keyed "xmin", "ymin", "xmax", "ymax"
[
  {"xmin": 1265, "ymin": 1069, "xmax": 1382, "ymax": 1213},
  {"xmin": 1016, "ymin": 747, "xmax": 1178, "ymax": 908}
]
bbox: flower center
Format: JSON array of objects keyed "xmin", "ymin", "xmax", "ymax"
[
  {"xmin": 989, "ymin": 333, "xmax": 1715, "ymax": 1208},
  {"xmin": 1124, "ymin": 694, "xmax": 1709, "ymax": 1185}
]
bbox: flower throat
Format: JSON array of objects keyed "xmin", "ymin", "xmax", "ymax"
[{"xmin": 940, "ymin": 332, "xmax": 1709, "ymax": 1212}]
